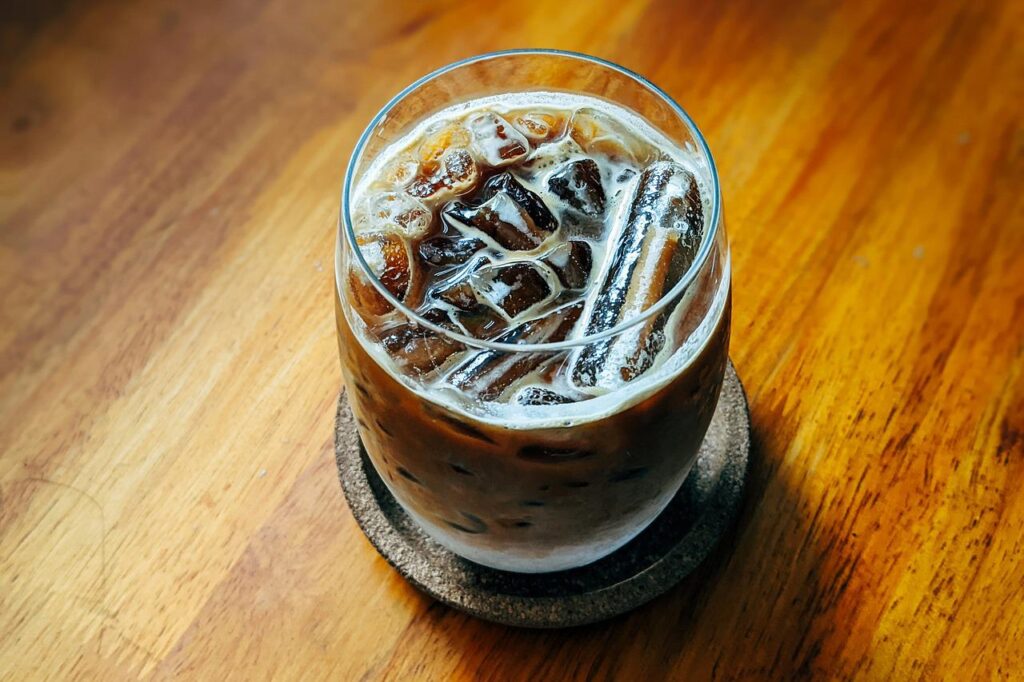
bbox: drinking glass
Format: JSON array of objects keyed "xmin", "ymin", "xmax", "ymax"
[{"xmin": 335, "ymin": 50, "xmax": 730, "ymax": 573}]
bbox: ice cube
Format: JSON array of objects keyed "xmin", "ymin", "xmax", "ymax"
[
  {"xmin": 446, "ymin": 302, "xmax": 583, "ymax": 401},
  {"xmin": 569, "ymin": 107, "xmax": 659, "ymax": 166},
  {"xmin": 468, "ymin": 112, "xmax": 529, "ymax": 167},
  {"xmin": 407, "ymin": 148, "xmax": 479, "ymax": 202},
  {"xmin": 417, "ymin": 122, "xmax": 472, "ymax": 166},
  {"xmin": 444, "ymin": 172, "xmax": 557, "ymax": 251},
  {"xmin": 433, "ymin": 278, "xmax": 478, "ymax": 310},
  {"xmin": 471, "ymin": 261, "xmax": 558, "ymax": 318},
  {"xmin": 365, "ymin": 191, "xmax": 432, "ymax": 238},
  {"xmin": 518, "ymin": 136, "xmax": 585, "ymax": 179},
  {"xmin": 570, "ymin": 162, "xmax": 704, "ymax": 389},
  {"xmin": 444, "ymin": 188, "xmax": 543, "ymax": 250},
  {"xmin": 540, "ymin": 240, "xmax": 592, "ymax": 290},
  {"xmin": 480, "ymin": 172, "xmax": 559, "ymax": 230},
  {"xmin": 428, "ymin": 258, "xmax": 510, "ymax": 339},
  {"xmin": 455, "ymin": 306, "xmax": 509, "ymax": 339},
  {"xmin": 511, "ymin": 112, "xmax": 566, "ymax": 143},
  {"xmin": 375, "ymin": 155, "xmax": 419, "ymax": 188},
  {"xmin": 515, "ymin": 386, "xmax": 580, "ymax": 406},
  {"xmin": 417, "ymin": 235, "xmax": 486, "ymax": 268},
  {"xmin": 347, "ymin": 230, "xmax": 413, "ymax": 318},
  {"xmin": 547, "ymin": 158, "xmax": 606, "ymax": 217},
  {"xmin": 374, "ymin": 308, "xmax": 465, "ymax": 376}
]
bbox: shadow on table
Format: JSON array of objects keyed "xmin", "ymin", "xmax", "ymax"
[{"xmin": 402, "ymin": 423, "xmax": 842, "ymax": 679}]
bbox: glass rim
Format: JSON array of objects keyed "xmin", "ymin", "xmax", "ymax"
[{"xmin": 338, "ymin": 48, "xmax": 722, "ymax": 353}]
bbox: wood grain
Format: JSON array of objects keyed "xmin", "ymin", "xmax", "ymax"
[{"xmin": 1, "ymin": 0, "xmax": 1022, "ymax": 679}]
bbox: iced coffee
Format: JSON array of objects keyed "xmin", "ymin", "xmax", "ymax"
[{"xmin": 336, "ymin": 89, "xmax": 730, "ymax": 572}]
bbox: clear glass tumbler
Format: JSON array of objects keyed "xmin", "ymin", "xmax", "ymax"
[{"xmin": 335, "ymin": 50, "xmax": 730, "ymax": 573}]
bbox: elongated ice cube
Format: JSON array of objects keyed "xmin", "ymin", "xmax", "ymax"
[
  {"xmin": 540, "ymin": 239, "xmax": 592, "ymax": 290},
  {"xmin": 446, "ymin": 302, "xmax": 583, "ymax": 401},
  {"xmin": 443, "ymin": 172, "xmax": 557, "ymax": 251},
  {"xmin": 347, "ymin": 230, "xmax": 414, "ymax": 318},
  {"xmin": 570, "ymin": 162, "xmax": 704, "ymax": 389},
  {"xmin": 468, "ymin": 112, "xmax": 529, "ymax": 167}
]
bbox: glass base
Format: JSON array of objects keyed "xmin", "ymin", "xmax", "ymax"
[{"xmin": 333, "ymin": 361, "xmax": 750, "ymax": 627}]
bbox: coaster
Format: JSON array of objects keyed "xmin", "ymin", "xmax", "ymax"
[{"xmin": 334, "ymin": 361, "xmax": 750, "ymax": 628}]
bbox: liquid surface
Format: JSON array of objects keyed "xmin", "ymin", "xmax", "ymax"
[{"xmin": 342, "ymin": 93, "xmax": 725, "ymax": 424}]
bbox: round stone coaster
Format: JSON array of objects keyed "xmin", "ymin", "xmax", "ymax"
[{"xmin": 334, "ymin": 361, "xmax": 750, "ymax": 628}]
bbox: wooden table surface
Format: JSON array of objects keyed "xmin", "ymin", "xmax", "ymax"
[{"xmin": 2, "ymin": 0, "xmax": 1022, "ymax": 679}]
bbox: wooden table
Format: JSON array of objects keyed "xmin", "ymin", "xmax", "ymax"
[{"xmin": 2, "ymin": 0, "xmax": 1021, "ymax": 678}]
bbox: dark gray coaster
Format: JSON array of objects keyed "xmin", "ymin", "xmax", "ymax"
[{"xmin": 334, "ymin": 361, "xmax": 750, "ymax": 628}]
